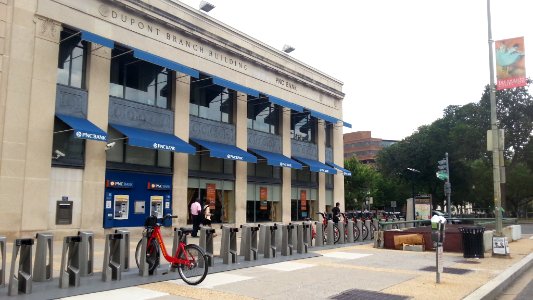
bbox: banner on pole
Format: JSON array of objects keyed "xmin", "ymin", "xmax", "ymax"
[{"xmin": 496, "ymin": 37, "xmax": 526, "ymax": 90}]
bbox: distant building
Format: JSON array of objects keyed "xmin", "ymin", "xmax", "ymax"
[{"xmin": 344, "ymin": 131, "xmax": 398, "ymax": 163}]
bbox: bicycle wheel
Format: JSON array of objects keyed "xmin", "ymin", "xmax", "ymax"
[
  {"xmin": 135, "ymin": 239, "xmax": 160, "ymax": 274},
  {"xmin": 177, "ymin": 244, "xmax": 208, "ymax": 285},
  {"xmin": 361, "ymin": 223, "xmax": 369, "ymax": 240},
  {"xmin": 333, "ymin": 225, "xmax": 340, "ymax": 244},
  {"xmin": 353, "ymin": 223, "xmax": 360, "ymax": 241},
  {"xmin": 370, "ymin": 223, "xmax": 376, "ymax": 239}
]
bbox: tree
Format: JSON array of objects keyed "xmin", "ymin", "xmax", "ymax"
[{"xmin": 343, "ymin": 157, "xmax": 380, "ymax": 210}]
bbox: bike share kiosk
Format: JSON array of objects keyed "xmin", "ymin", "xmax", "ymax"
[
  {"xmin": 431, "ymin": 215, "xmax": 446, "ymax": 284},
  {"xmin": 104, "ymin": 171, "xmax": 172, "ymax": 228}
]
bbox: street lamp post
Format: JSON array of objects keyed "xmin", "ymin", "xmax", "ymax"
[{"xmin": 406, "ymin": 168, "xmax": 421, "ymax": 225}]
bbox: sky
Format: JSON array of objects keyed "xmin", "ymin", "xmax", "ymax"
[{"xmin": 177, "ymin": 0, "xmax": 532, "ymax": 141}]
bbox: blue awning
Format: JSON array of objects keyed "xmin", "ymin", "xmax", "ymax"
[
  {"xmin": 343, "ymin": 121, "xmax": 352, "ymax": 128},
  {"xmin": 80, "ymin": 30, "xmax": 114, "ymax": 48},
  {"xmin": 249, "ymin": 148, "xmax": 302, "ymax": 169},
  {"xmin": 133, "ymin": 48, "xmax": 199, "ymax": 78},
  {"xmin": 211, "ymin": 76, "xmax": 260, "ymax": 97},
  {"xmin": 56, "ymin": 114, "xmax": 107, "ymax": 142},
  {"xmin": 110, "ymin": 124, "xmax": 196, "ymax": 154},
  {"xmin": 192, "ymin": 139, "xmax": 257, "ymax": 163},
  {"xmin": 308, "ymin": 109, "xmax": 340, "ymax": 124},
  {"xmin": 326, "ymin": 161, "xmax": 352, "ymax": 176},
  {"xmin": 267, "ymin": 95, "xmax": 304, "ymax": 112},
  {"xmin": 293, "ymin": 156, "xmax": 337, "ymax": 174}
]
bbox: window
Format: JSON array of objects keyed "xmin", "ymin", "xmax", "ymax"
[
  {"xmin": 291, "ymin": 113, "xmax": 316, "ymax": 143},
  {"xmin": 51, "ymin": 118, "xmax": 85, "ymax": 167},
  {"xmin": 190, "ymin": 74, "xmax": 234, "ymax": 123},
  {"xmin": 247, "ymin": 161, "xmax": 281, "ymax": 180},
  {"xmin": 188, "ymin": 154, "xmax": 234, "ymax": 175},
  {"xmin": 291, "ymin": 168, "xmax": 318, "ymax": 185},
  {"xmin": 106, "ymin": 127, "xmax": 172, "ymax": 168},
  {"xmin": 109, "ymin": 47, "xmax": 171, "ymax": 109},
  {"xmin": 57, "ymin": 29, "xmax": 87, "ymax": 89},
  {"xmin": 247, "ymin": 96, "xmax": 279, "ymax": 134}
]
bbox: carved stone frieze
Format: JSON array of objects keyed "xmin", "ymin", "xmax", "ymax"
[
  {"xmin": 35, "ymin": 16, "xmax": 61, "ymax": 42},
  {"xmin": 55, "ymin": 85, "xmax": 87, "ymax": 117},
  {"xmin": 247, "ymin": 130, "xmax": 281, "ymax": 153},
  {"xmin": 108, "ymin": 97, "xmax": 174, "ymax": 133},
  {"xmin": 189, "ymin": 115, "xmax": 235, "ymax": 144},
  {"xmin": 291, "ymin": 140, "xmax": 318, "ymax": 160}
]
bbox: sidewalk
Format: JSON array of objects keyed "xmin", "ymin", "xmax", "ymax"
[{"xmin": 1, "ymin": 230, "xmax": 532, "ymax": 299}]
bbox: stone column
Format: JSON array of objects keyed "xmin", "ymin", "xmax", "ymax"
[
  {"xmin": 19, "ymin": 16, "xmax": 61, "ymax": 232},
  {"xmin": 333, "ymin": 120, "xmax": 345, "ymax": 211},
  {"xmin": 317, "ymin": 120, "xmax": 326, "ymax": 213},
  {"xmin": 281, "ymin": 107, "xmax": 292, "ymax": 223},
  {"xmin": 173, "ymin": 72, "xmax": 191, "ymax": 227},
  {"xmin": 234, "ymin": 91, "xmax": 247, "ymax": 226},
  {"xmin": 80, "ymin": 43, "xmax": 111, "ymax": 231}
]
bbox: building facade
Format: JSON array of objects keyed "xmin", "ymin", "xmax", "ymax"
[
  {"xmin": 344, "ymin": 131, "xmax": 397, "ymax": 164},
  {"xmin": 0, "ymin": 0, "xmax": 350, "ymax": 238}
]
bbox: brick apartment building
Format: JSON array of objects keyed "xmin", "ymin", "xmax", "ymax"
[{"xmin": 344, "ymin": 131, "xmax": 397, "ymax": 163}]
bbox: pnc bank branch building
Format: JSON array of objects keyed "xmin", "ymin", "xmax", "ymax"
[{"xmin": 0, "ymin": 0, "xmax": 351, "ymax": 238}]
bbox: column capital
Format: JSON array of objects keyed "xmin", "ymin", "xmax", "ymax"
[{"xmin": 34, "ymin": 16, "xmax": 61, "ymax": 43}]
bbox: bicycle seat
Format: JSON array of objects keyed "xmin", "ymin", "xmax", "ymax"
[{"xmin": 179, "ymin": 227, "xmax": 194, "ymax": 235}]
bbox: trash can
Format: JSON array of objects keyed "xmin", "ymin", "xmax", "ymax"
[{"xmin": 459, "ymin": 226, "xmax": 485, "ymax": 258}]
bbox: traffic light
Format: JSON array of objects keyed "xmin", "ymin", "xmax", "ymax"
[{"xmin": 436, "ymin": 158, "xmax": 448, "ymax": 181}]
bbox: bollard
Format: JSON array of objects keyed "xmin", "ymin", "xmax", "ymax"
[
  {"xmin": 138, "ymin": 233, "xmax": 149, "ymax": 277},
  {"xmin": 314, "ymin": 222, "xmax": 324, "ymax": 247},
  {"xmin": 263, "ymin": 225, "xmax": 277, "ymax": 258},
  {"xmin": 240, "ymin": 225, "xmax": 259, "ymax": 261},
  {"xmin": 220, "ymin": 226, "xmax": 239, "ymax": 264},
  {"xmin": 257, "ymin": 225, "xmax": 266, "ymax": 255},
  {"xmin": 102, "ymin": 233, "xmax": 123, "ymax": 282},
  {"xmin": 326, "ymin": 220, "xmax": 335, "ymax": 245},
  {"xmin": 357, "ymin": 220, "xmax": 364, "ymax": 241},
  {"xmin": 275, "ymin": 223, "xmax": 283, "ymax": 253},
  {"xmin": 78, "ymin": 231, "xmax": 94, "ymax": 276},
  {"xmin": 115, "ymin": 229, "xmax": 130, "ymax": 272},
  {"xmin": 199, "ymin": 227, "xmax": 215, "ymax": 266},
  {"xmin": 8, "ymin": 238, "xmax": 34, "ymax": 296},
  {"xmin": 337, "ymin": 222, "xmax": 345, "ymax": 244},
  {"xmin": 59, "ymin": 236, "xmax": 81, "ymax": 288},
  {"xmin": 297, "ymin": 224, "xmax": 308, "ymax": 253},
  {"xmin": 1, "ymin": 236, "xmax": 6, "ymax": 288},
  {"xmin": 373, "ymin": 219, "xmax": 380, "ymax": 238},
  {"xmin": 302, "ymin": 222, "xmax": 312, "ymax": 248},
  {"xmin": 33, "ymin": 233, "xmax": 53, "ymax": 282},
  {"xmin": 347, "ymin": 220, "xmax": 355, "ymax": 243},
  {"xmin": 281, "ymin": 224, "xmax": 295, "ymax": 256}
]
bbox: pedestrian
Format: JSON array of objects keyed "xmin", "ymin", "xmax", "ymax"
[
  {"xmin": 203, "ymin": 203, "xmax": 218, "ymax": 237},
  {"xmin": 190, "ymin": 198, "xmax": 202, "ymax": 237},
  {"xmin": 332, "ymin": 202, "xmax": 341, "ymax": 224}
]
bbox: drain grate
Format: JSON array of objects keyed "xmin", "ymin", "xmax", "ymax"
[
  {"xmin": 420, "ymin": 266, "xmax": 472, "ymax": 274},
  {"xmin": 331, "ymin": 289, "xmax": 410, "ymax": 300}
]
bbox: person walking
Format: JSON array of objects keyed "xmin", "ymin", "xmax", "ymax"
[
  {"xmin": 190, "ymin": 198, "xmax": 202, "ymax": 237},
  {"xmin": 203, "ymin": 204, "xmax": 218, "ymax": 237},
  {"xmin": 332, "ymin": 202, "xmax": 341, "ymax": 224}
]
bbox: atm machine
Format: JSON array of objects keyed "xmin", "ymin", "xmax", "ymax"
[
  {"xmin": 150, "ymin": 195, "xmax": 163, "ymax": 218},
  {"xmin": 114, "ymin": 195, "xmax": 129, "ymax": 220}
]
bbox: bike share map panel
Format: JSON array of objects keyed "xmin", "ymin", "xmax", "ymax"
[{"xmin": 104, "ymin": 170, "xmax": 172, "ymax": 228}]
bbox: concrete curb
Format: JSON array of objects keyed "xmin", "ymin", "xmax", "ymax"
[{"xmin": 463, "ymin": 252, "xmax": 533, "ymax": 300}]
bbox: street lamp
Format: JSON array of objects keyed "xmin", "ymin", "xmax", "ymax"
[{"xmin": 406, "ymin": 168, "xmax": 421, "ymax": 224}]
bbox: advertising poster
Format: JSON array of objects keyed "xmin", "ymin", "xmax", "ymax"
[
  {"xmin": 260, "ymin": 186, "xmax": 268, "ymax": 210},
  {"xmin": 493, "ymin": 236, "xmax": 510, "ymax": 255},
  {"xmin": 300, "ymin": 190, "xmax": 307, "ymax": 211},
  {"xmin": 415, "ymin": 195, "xmax": 432, "ymax": 220},
  {"xmin": 206, "ymin": 183, "xmax": 216, "ymax": 209},
  {"xmin": 496, "ymin": 37, "xmax": 526, "ymax": 90}
]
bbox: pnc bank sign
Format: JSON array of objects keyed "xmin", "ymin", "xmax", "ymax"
[{"xmin": 75, "ymin": 131, "xmax": 107, "ymax": 141}]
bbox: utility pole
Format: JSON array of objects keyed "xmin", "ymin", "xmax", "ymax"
[{"xmin": 486, "ymin": 0, "xmax": 503, "ymax": 236}]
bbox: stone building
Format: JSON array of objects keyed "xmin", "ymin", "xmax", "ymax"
[{"xmin": 0, "ymin": 0, "xmax": 350, "ymax": 238}]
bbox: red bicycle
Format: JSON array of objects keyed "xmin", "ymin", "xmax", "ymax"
[
  {"xmin": 135, "ymin": 215, "xmax": 208, "ymax": 285},
  {"xmin": 316, "ymin": 212, "xmax": 340, "ymax": 243}
]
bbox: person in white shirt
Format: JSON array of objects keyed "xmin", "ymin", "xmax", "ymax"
[{"xmin": 190, "ymin": 198, "xmax": 202, "ymax": 237}]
